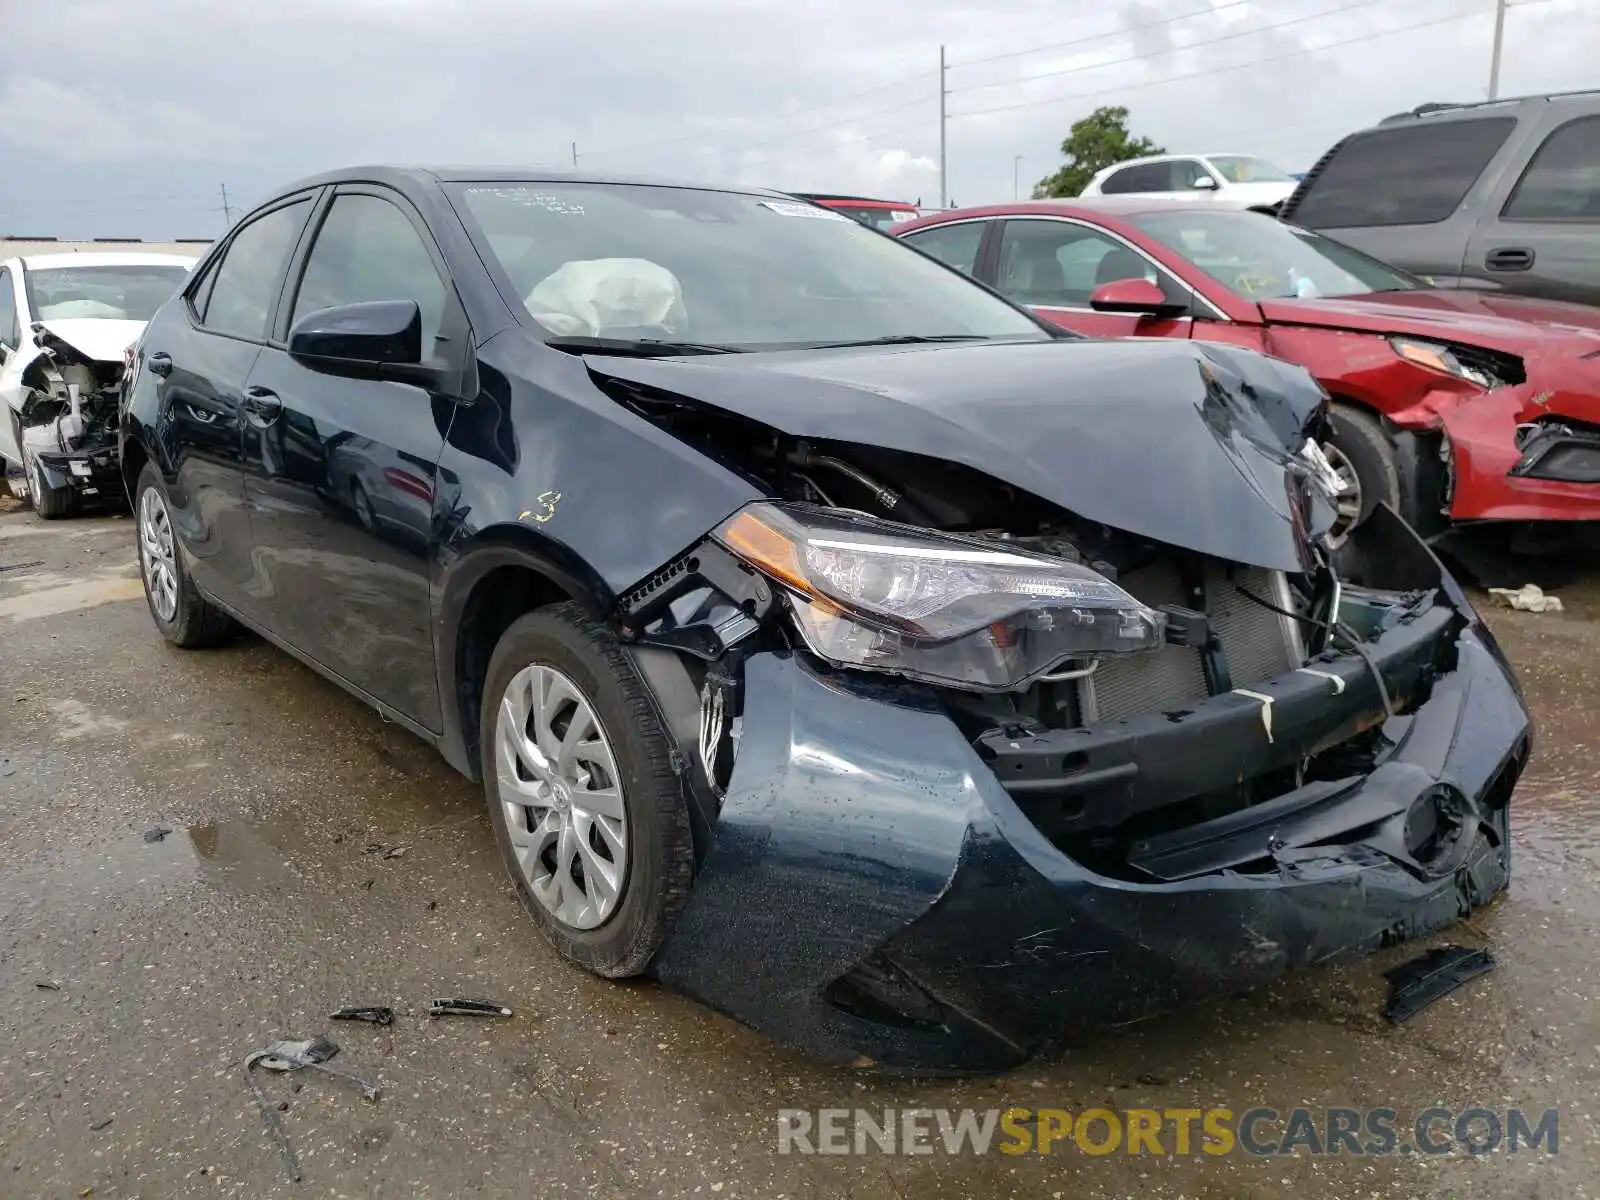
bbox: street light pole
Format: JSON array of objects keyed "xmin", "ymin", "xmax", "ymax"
[
  {"xmin": 1013, "ymin": 155, "xmax": 1023, "ymax": 201},
  {"xmin": 938, "ymin": 45, "xmax": 948, "ymax": 209},
  {"xmin": 1487, "ymin": 0, "xmax": 1507, "ymax": 100}
]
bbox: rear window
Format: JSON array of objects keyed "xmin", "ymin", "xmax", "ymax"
[
  {"xmin": 1502, "ymin": 114, "xmax": 1600, "ymax": 221},
  {"xmin": 1100, "ymin": 163, "xmax": 1171, "ymax": 194},
  {"xmin": 1290, "ymin": 117, "xmax": 1516, "ymax": 228}
]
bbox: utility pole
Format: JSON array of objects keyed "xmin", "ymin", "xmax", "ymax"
[
  {"xmin": 1487, "ymin": 0, "xmax": 1507, "ymax": 99},
  {"xmin": 1013, "ymin": 155, "xmax": 1023, "ymax": 201},
  {"xmin": 219, "ymin": 183, "xmax": 234, "ymax": 225},
  {"xmin": 571, "ymin": 141, "xmax": 579, "ymax": 168},
  {"xmin": 938, "ymin": 45, "xmax": 947, "ymax": 210}
]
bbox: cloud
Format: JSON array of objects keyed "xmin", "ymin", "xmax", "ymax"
[
  {"xmin": 0, "ymin": 0, "xmax": 1594, "ymax": 236},
  {"xmin": 0, "ymin": 75, "xmax": 252, "ymax": 165}
]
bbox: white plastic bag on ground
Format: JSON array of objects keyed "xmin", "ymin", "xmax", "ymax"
[
  {"xmin": 1486, "ymin": 584, "xmax": 1564, "ymax": 613},
  {"xmin": 525, "ymin": 258, "xmax": 687, "ymax": 336}
]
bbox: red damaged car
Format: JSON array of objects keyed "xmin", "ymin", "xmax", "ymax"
[{"xmin": 894, "ymin": 200, "xmax": 1600, "ymax": 540}]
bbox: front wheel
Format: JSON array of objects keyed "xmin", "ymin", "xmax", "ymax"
[
  {"xmin": 135, "ymin": 463, "xmax": 235, "ymax": 647},
  {"xmin": 480, "ymin": 603, "xmax": 693, "ymax": 978},
  {"xmin": 30, "ymin": 456, "xmax": 73, "ymax": 520},
  {"xmin": 1323, "ymin": 404, "xmax": 1402, "ymax": 543}
]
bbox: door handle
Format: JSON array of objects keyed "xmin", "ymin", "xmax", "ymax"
[
  {"xmin": 1485, "ymin": 247, "xmax": 1534, "ymax": 272},
  {"xmin": 147, "ymin": 352, "xmax": 173, "ymax": 378},
  {"xmin": 242, "ymin": 385, "xmax": 283, "ymax": 425}
]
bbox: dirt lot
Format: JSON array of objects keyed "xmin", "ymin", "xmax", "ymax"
[{"xmin": 2, "ymin": 507, "xmax": 1598, "ymax": 1198}]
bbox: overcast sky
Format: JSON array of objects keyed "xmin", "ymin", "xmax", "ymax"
[{"xmin": 1, "ymin": 0, "xmax": 1594, "ymax": 238}]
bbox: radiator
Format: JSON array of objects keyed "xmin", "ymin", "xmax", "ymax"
[{"xmin": 1079, "ymin": 562, "xmax": 1303, "ymax": 725}]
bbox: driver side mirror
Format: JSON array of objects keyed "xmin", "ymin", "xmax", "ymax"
[
  {"xmin": 1088, "ymin": 277, "xmax": 1189, "ymax": 319},
  {"xmin": 288, "ymin": 300, "xmax": 458, "ymax": 391},
  {"xmin": 1191, "ymin": 175, "xmax": 1219, "ymax": 190}
]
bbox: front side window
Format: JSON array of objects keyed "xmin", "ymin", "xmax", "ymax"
[
  {"xmin": 203, "ymin": 201, "xmax": 312, "ymax": 340},
  {"xmin": 1168, "ymin": 159, "xmax": 1214, "ymax": 189},
  {"xmin": 997, "ymin": 219, "xmax": 1187, "ymax": 308},
  {"xmin": 0, "ymin": 268, "xmax": 16, "ymax": 347},
  {"xmin": 452, "ymin": 184, "xmax": 1046, "ymax": 348},
  {"xmin": 1503, "ymin": 115, "xmax": 1600, "ymax": 221},
  {"xmin": 27, "ymin": 264, "xmax": 192, "ymax": 322},
  {"xmin": 900, "ymin": 221, "xmax": 987, "ymax": 275},
  {"xmin": 1289, "ymin": 118, "xmax": 1515, "ymax": 227},
  {"xmin": 291, "ymin": 193, "xmax": 449, "ymax": 353},
  {"xmin": 1133, "ymin": 208, "xmax": 1421, "ymax": 300}
]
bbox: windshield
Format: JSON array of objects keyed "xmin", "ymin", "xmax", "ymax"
[
  {"xmin": 1205, "ymin": 156, "xmax": 1293, "ymax": 184},
  {"xmin": 451, "ymin": 183, "xmax": 1046, "ymax": 348},
  {"xmin": 29, "ymin": 264, "xmax": 192, "ymax": 322},
  {"xmin": 1131, "ymin": 209, "xmax": 1421, "ymax": 300}
]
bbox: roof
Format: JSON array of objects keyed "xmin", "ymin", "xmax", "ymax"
[
  {"xmin": 1, "ymin": 238, "xmax": 212, "ymax": 259},
  {"xmin": 903, "ymin": 197, "xmax": 1255, "ymax": 224},
  {"xmin": 276, "ymin": 164, "xmax": 789, "ymax": 198},
  {"xmin": 16, "ymin": 251, "xmax": 199, "ymax": 271},
  {"xmin": 1378, "ymin": 87, "xmax": 1600, "ymax": 124}
]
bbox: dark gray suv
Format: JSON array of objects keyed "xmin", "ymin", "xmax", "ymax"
[{"xmin": 1280, "ymin": 90, "xmax": 1600, "ymax": 307}]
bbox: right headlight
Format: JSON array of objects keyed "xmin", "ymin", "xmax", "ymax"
[{"xmin": 712, "ymin": 502, "xmax": 1165, "ymax": 691}]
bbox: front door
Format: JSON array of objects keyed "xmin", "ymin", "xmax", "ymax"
[
  {"xmin": 239, "ymin": 187, "xmax": 460, "ymax": 732},
  {"xmin": 991, "ymin": 218, "xmax": 1194, "ymax": 339}
]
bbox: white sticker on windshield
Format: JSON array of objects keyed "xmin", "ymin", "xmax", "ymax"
[{"xmin": 761, "ymin": 201, "xmax": 851, "ymax": 220}]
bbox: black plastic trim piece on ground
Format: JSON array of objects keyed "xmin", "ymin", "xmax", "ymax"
[{"xmin": 1383, "ymin": 944, "xmax": 1495, "ymax": 1024}]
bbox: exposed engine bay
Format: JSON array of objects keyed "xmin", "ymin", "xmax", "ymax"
[
  {"xmin": 597, "ymin": 372, "xmax": 1470, "ymax": 888},
  {"xmin": 11, "ymin": 324, "xmax": 127, "ymax": 515}
]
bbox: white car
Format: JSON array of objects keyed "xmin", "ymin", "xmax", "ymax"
[
  {"xmin": 0, "ymin": 252, "xmax": 195, "ymax": 515},
  {"xmin": 1079, "ymin": 154, "xmax": 1298, "ymax": 211}
]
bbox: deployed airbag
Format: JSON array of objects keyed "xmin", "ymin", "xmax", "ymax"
[{"xmin": 525, "ymin": 258, "xmax": 687, "ymax": 336}]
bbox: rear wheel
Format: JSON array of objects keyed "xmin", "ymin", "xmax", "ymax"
[
  {"xmin": 480, "ymin": 602, "xmax": 693, "ymax": 978},
  {"xmin": 1324, "ymin": 403, "xmax": 1401, "ymax": 542},
  {"xmin": 135, "ymin": 463, "xmax": 235, "ymax": 647}
]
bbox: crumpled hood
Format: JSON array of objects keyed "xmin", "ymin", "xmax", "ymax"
[
  {"xmin": 1260, "ymin": 290, "xmax": 1600, "ymax": 358},
  {"xmin": 586, "ymin": 337, "xmax": 1335, "ymax": 571},
  {"xmin": 35, "ymin": 318, "xmax": 146, "ymax": 364}
]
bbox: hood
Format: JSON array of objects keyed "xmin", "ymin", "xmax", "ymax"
[
  {"xmin": 1259, "ymin": 290, "xmax": 1600, "ymax": 357},
  {"xmin": 585, "ymin": 337, "xmax": 1335, "ymax": 572},
  {"xmin": 35, "ymin": 319, "xmax": 146, "ymax": 364}
]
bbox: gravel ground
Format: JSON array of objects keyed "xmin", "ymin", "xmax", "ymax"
[{"xmin": 2, "ymin": 507, "xmax": 1597, "ymax": 1198}]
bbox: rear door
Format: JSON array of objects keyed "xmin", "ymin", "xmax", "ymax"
[
  {"xmin": 990, "ymin": 217, "xmax": 1194, "ymax": 338},
  {"xmin": 137, "ymin": 196, "xmax": 315, "ymax": 607},
  {"xmin": 1466, "ymin": 111, "xmax": 1600, "ymax": 306},
  {"xmin": 1284, "ymin": 116, "xmax": 1520, "ymax": 283},
  {"xmin": 238, "ymin": 185, "xmax": 462, "ymax": 731}
]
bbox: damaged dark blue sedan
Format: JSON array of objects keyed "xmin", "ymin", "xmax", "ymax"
[{"xmin": 121, "ymin": 167, "xmax": 1530, "ymax": 1073}]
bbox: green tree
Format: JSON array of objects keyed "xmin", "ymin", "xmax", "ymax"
[{"xmin": 1031, "ymin": 106, "xmax": 1165, "ymax": 199}]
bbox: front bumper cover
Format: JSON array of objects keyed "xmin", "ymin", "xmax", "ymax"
[
  {"xmin": 33, "ymin": 446, "xmax": 122, "ymax": 503},
  {"xmin": 653, "ymin": 563, "xmax": 1530, "ymax": 1075}
]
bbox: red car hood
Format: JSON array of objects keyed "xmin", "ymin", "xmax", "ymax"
[{"xmin": 1259, "ymin": 290, "xmax": 1600, "ymax": 358}]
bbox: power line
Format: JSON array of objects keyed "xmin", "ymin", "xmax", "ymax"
[
  {"xmin": 949, "ymin": 4, "xmax": 1492, "ymax": 120},
  {"xmin": 949, "ymin": 0, "xmax": 1255, "ymax": 74},
  {"xmin": 951, "ymin": 0, "xmax": 1393, "ymax": 97}
]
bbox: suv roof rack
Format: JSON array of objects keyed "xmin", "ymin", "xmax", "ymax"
[{"xmin": 1380, "ymin": 88, "xmax": 1600, "ymax": 123}]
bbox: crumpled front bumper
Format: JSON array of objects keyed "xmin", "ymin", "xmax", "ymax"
[
  {"xmin": 1441, "ymin": 382, "xmax": 1600, "ymax": 522},
  {"xmin": 33, "ymin": 445, "xmax": 122, "ymax": 502},
  {"xmin": 654, "ymin": 571, "xmax": 1530, "ymax": 1075}
]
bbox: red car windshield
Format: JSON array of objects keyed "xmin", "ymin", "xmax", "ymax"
[{"xmin": 1131, "ymin": 209, "xmax": 1421, "ymax": 301}]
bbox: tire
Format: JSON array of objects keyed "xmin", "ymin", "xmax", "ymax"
[
  {"xmin": 31, "ymin": 457, "xmax": 74, "ymax": 520},
  {"xmin": 480, "ymin": 602, "xmax": 693, "ymax": 978},
  {"xmin": 134, "ymin": 462, "xmax": 235, "ymax": 647},
  {"xmin": 351, "ymin": 480, "xmax": 376, "ymax": 532},
  {"xmin": 1324, "ymin": 403, "xmax": 1401, "ymax": 538}
]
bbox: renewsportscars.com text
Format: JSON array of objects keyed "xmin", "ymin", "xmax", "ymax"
[{"xmin": 777, "ymin": 1106, "xmax": 1559, "ymax": 1157}]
